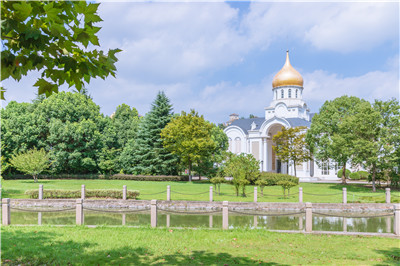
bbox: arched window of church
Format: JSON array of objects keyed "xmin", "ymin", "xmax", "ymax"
[
  {"xmin": 281, "ymin": 89, "xmax": 284, "ymax": 98},
  {"xmin": 296, "ymin": 89, "xmax": 298, "ymax": 98},
  {"xmin": 235, "ymin": 137, "xmax": 241, "ymax": 154},
  {"xmin": 288, "ymin": 89, "xmax": 291, "ymax": 98},
  {"xmin": 275, "ymin": 90, "xmax": 277, "ymax": 99}
]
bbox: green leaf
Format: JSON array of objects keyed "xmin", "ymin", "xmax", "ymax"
[
  {"xmin": 34, "ymin": 78, "xmax": 58, "ymax": 97},
  {"xmin": 12, "ymin": 2, "xmax": 32, "ymax": 21}
]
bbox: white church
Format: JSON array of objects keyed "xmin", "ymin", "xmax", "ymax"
[{"xmin": 224, "ymin": 51, "xmax": 340, "ymax": 181}]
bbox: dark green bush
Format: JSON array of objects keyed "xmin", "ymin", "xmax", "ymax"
[
  {"xmin": 4, "ymin": 174, "xmax": 188, "ymax": 181},
  {"xmin": 108, "ymin": 174, "xmax": 188, "ymax": 181},
  {"xmin": 337, "ymin": 169, "xmax": 351, "ymax": 178},
  {"xmin": 258, "ymin": 172, "xmax": 299, "ymax": 186},
  {"xmin": 349, "ymin": 172, "xmax": 360, "ymax": 180},
  {"xmin": 26, "ymin": 189, "xmax": 140, "ymax": 199},
  {"xmin": 358, "ymin": 171, "xmax": 369, "ymax": 180}
]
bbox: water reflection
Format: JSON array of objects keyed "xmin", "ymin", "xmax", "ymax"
[{"xmin": 10, "ymin": 209, "xmax": 393, "ymax": 233}]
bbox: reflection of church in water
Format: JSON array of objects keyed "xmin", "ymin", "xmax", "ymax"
[{"xmin": 224, "ymin": 51, "xmax": 339, "ymax": 180}]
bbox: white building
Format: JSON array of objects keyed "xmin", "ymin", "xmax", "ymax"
[{"xmin": 224, "ymin": 51, "xmax": 340, "ymax": 181}]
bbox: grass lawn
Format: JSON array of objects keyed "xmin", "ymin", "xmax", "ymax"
[
  {"xmin": 2, "ymin": 179, "xmax": 399, "ymax": 203},
  {"xmin": 1, "ymin": 226, "xmax": 399, "ymax": 265}
]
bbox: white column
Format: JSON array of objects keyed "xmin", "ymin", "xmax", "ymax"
[
  {"xmin": 151, "ymin": 200, "xmax": 157, "ymax": 228},
  {"xmin": 263, "ymin": 138, "xmax": 267, "ymax": 171},
  {"xmin": 305, "ymin": 202, "xmax": 312, "ymax": 233},
  {"xmin": 222, "ymin": 201, "xmax": 229, "ymax": 230},
  {"xmin": 39, "ymin": 185, "xmax": 43, "ymax": 200}
]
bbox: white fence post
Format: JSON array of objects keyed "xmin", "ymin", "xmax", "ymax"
[
  {"xmin": 123, "ymin": 185, "xmax": 127, "ymax": 200},
  {"xmin": 305, "ymin": 202, "xmax": 312, "ymax": 233},
  {"xmin": 342, "ymin": 188, "xmax": 347, "ymax": 204},
  {"xmin": 81, "ymin": 185, "xmax": 86, "ymax": 200},
  {"xmin": 386, "ymin": 188, "xmax": 390, "ymax": 204},
  {"xmin": 2, "ymin": 198, "xmax": 10, "ymax": 226},
  {"xmin": 39, "ymin": 185, "xmax": 43, "ymax": 200},
  {"xmin": 209, "ymin": 186, "xmax": 213, "ymax": 202},
  {"xmin": 299, "ymin": 187, "xmax": 303, "ymax": 203},
  {"xmin": 222, "ymin": 201, "xmax": 229, "ymax": 230},
  {"xmin": 76, "ymin": 199, "xmax": 83, "ymax": 225},
  {"xmin": 394, "ymin": 204, "xmax": 400, "ymax": 236},
  {"xmin": 167, "ymin": 185, "xmax": 171, "ymax": 201},
  {"xmin": 254, "ymin": 187, "xmax": 257, "ymax": 203},
  {"xmin": 151, "ymin": 200, "xmax": 157, "ymax": 228}
]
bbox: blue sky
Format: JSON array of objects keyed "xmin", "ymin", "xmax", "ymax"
[{"xmin": 3, "ymin": 1, "xmax": 399, "ymax": 123}]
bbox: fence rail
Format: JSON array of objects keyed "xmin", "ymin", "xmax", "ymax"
[{"xmin": 6, "ymin": 184, "xmax": 400, "ymax": 205}]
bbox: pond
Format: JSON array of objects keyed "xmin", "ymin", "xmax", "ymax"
[{"xmin": 9, "ymin": 209, "xmax": 394, "ymax": 233}]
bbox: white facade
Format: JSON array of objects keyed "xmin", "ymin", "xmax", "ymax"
[{"xmin": 224, "ymin": 53, "xmax": 341, "ymax": 181}]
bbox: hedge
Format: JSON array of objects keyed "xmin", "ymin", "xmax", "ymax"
[
  {"xmin": 358, "ymin": 171, "xmax": 369, "ymax": 180},
  {"xmin": 107, "ymin": 174, "xmax": 189, "ymax": 181},
  {"xmin": 4, "ymin": 174, "xmax": 189, "ymax": 182},
  {"xmin": 337, "ymin": 169, "xmax": 351, "ymax": 178},
  {"xmin": 258, "ymin": 172, "xmax": 299, "ymax": 186},
  {"xmin": 349, "ymin": 172, "xmax": 360, "ymax": 180},
  {"xmin": 26, "ymin": 189, "xmax": 140, "ymax": 199}
]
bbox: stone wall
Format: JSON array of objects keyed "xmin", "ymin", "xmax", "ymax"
[{"xmin": 10, "ymin": 199, "xmax": 394, "ymax": 212}]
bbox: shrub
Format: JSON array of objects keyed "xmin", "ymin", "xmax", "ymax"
[
  {"xmin": 277, "ymin": 181, "xmax": 297, "ymax": 198},
  {"xmin": 358, "ymin": 171, "xmax": 369, "ymax": 180},
  {"xmin": 337, "ymin": 169, "xmax": 351, "ymax": 178},
  {"xmin": 210, "ymin": 177, "xmax": 225, "ymax": 195},
  {"xmin": 26, "ymin": 189, "xmax": 140, "ymax": 199},
  {"xmin": 255, "ymin": 179, "xmax": 269, "ymax": 196},
  {"xmin": 349, "ymin": 172, "xmax": 360, "ymax": 180},
  {"xmin": 258, "ymin": 172, "xmax": 299, "ymax": 186}
]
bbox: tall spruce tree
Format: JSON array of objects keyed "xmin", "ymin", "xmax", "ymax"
[{"xmin": 120, "ymin": 91, "xmax": 178, "ymax": 175}]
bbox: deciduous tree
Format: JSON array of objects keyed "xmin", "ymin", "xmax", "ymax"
[
  {"xmin": 1, "ymin": 1, "xmax": 121, "ymax": 99},
  {"xmin": 351, "ymin": 99, "xmax": 400, "ymax": 191},
  {"xmin": 273, "ymin": 126, "xmax": 311, "ymax": 177},
  {"xmin": 161, "ymin": 110, "xmax": 216, "ymax": 181},
  {"xmin": 306, "ymin": 96, "xmax": 365, "ymax": 184},
  {"xmin": 10, "ymin": 148, "xmax": 50, "ymax": 182}
]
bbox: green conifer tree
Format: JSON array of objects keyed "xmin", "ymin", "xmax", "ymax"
[{"xmin": 120, "ymin": 91, "xmax": 178, "ymax": 175}]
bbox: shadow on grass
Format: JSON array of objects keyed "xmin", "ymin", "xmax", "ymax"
[
  {"xmin": 374, "ymin": 247, "xmax": 400, "ymax": 265},
  {"xmin": 326, "ymin": 183, "xmax": 388, "ymax": 193},
  {"xmin": 1, "ymin": 228, "xmax": 285, "ymax": 265}
]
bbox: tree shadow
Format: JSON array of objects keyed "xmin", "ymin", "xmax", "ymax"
[
  {"xmin": 1, "ymin": 227, "xmax": 286, "ymax": 265},
  {"xmin": 326, "ymin": 183, "xmax": 387, "ymax": 193},
  {"xmin": 374, "ymin": 247, "xmax": 400, "ymax": 265}
]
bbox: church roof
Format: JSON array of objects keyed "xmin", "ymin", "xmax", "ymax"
[{"xmin": 229, "ymin": 117, "xmax": 311, "ymax": 135}]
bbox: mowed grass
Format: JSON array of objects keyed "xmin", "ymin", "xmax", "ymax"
[
  {"xmin": 2, "ymin": 179, "xmax": 399, "ymax": 203},
  {"xmin": 1, "ymin": 226, "xmax": 399, "ymax": 265}
]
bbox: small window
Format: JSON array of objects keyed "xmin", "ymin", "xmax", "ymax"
[
  {"xmin": 296, "ymin": 89, "xmax": 298, "ymax": 98},
  {"xmin": 288, "ymin": 89, "xmax": 291, "ymax": 98},
  {"xmin": 321, "ymin": 161, "xmax": 329, "ymax": 175},
  {"xmin": 275, "ymin": 90, "xmax": 277, "ymax": 100},
  {"xmin": 281, "ymin": 89, "xmax": 284, "ymax": 98}
]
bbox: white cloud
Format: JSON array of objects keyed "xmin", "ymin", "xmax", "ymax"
[
  {"xmin": 97, "ymin": 2, "xmax": 249, "ymax": 83},
  {"xmin": 303, "ymin": 68, "xmax": 399, "ymax": 108},
  {"xmin": 305, "ymin": 3, "xmax": 398, "ymax": 52}
]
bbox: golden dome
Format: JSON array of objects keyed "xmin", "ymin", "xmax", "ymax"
[{"xmin": 272, "ymin": 51, "xmax": 303, "ymax": 88}]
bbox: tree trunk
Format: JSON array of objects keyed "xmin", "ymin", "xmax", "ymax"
[
  {"xmin": 371, "ymin": 165, "xmax": 376, "ymax": 192},
  {"xmin": 188, "ymin": 161, "xmax": 192, "ymax": 182},
  {"xmin": 341, "ymin": 164, "xmax": 347, "ymax": 184},
  {"xmin": 33, "ymin": 175, "xmax": 37, "ymax": 183},
  {"xmin": 293, "ymin": 160, "xmax": 297, "ymax": 177}
]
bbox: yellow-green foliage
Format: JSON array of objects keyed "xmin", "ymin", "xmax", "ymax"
[
  {"xmin": 26, "ymin": 189, "xmax": 140, "ymax": 199},
  {"xmin": 9, "ymin": 148, "xmax": 50, "ymax": 183}
]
